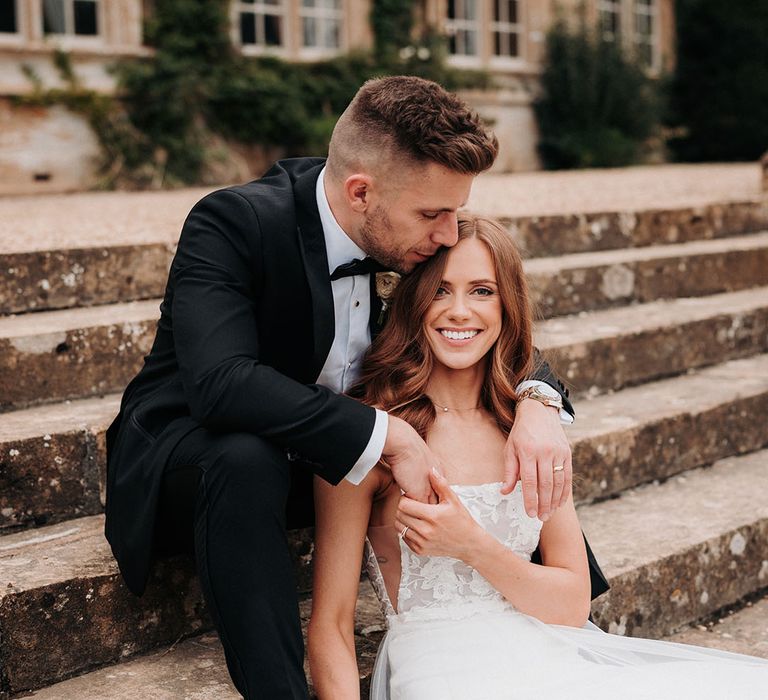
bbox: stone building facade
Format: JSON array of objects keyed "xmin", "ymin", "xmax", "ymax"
[{"xmin": 0, "ymin": 0, "xmax": 674, "ymax": 194}]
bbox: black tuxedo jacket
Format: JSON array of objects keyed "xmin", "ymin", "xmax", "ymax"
[{"xmin": 105, "ymin": 158, "xmax": 598, "ymax": 598}]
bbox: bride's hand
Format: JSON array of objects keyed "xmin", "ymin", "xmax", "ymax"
[{"xmin": 394, "ymin": 469, "xmax": 484, "ymax": 560}]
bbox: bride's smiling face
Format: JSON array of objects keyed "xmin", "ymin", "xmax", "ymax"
[{"xmin": 424, "ymin": 237, "xmax": 502, "ymax": 371}]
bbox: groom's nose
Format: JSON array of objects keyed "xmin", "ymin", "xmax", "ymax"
[{"xmin": 431, "ymin": 212, "xmax": 459, "ymax": 248}]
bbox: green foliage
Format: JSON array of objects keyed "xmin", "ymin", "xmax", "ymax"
[
  {"xmin": 22, "ymin": 0, "xmax": 489, "ymax": 188},
  {"xmin": 534, "ymin": 18, "xmax": 660, "ymax": 169},
  {"xmin": 371, "ymin": 0, "xmax": 415, "ymax": 63},
  {"xmin": 668, "ymin": 0, "xmax": 768, "ymax": 162}
]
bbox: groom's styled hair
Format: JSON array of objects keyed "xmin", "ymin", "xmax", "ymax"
[{"xmin": 326, "ymin": 76, "xmax": 498, "ymax": 181}]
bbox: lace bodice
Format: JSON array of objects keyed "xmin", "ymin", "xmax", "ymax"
[{"xmin": 364, "ymin": 482, "xmax": 543, "ymax": 624}]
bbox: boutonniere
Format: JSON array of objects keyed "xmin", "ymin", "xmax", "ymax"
[{"xmin": 375, "ymin": 271, "xmax": 401, "ymax": 325}]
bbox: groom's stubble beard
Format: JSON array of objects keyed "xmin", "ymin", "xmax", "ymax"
[{"xmin": 357, "ymin": 204, "xmax": 413, "ymax": 275}]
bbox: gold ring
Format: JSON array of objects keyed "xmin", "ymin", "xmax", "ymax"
[
  {"xmin": 553, "ymin": 465, "xmax": 565, "ymax": 473},
  {"xmin": 400, "ymin": 525, "xmax": 410, "ymax": 538}
]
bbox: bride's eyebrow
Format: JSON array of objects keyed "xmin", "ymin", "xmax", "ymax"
[{"xmin": 468, "ymin": 279, "xmax": 498, "ymax": 285}]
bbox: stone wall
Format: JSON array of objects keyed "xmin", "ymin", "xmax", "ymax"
[{"xmin": 0, "ymin": 98, "xmax": 100, "ymax": 194}]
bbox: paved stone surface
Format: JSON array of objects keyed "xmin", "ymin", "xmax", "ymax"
[
  {"xmin": 0, "ymin": 164, "xmax": 761, "ymax": 254},
  {"xmin": 582, "ymin": 450, "xmax": 768, "ymax": 639},
  {"xmin": 537, "ymin": 286, "xmax": 768, "ymax": 396},
  {"xmin": 666, "ymin": 591, "xmax": 768, "ymax": 659},
  {"xmin": 527, "ymin": 231, "xmax": 768, "ymax": 318}
]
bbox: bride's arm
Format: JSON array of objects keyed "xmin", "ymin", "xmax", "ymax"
[
  {"xmin": 396, "ymin": 470, "xmax": 591, "ymax": 627},
  {"xmin": 308, "ymin": 469, "xmax": 381, "ymax": 699}
]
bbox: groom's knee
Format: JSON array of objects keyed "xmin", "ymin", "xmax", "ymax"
[{"xmin": 201, "ymin": 432, "xmax": 291, "ymax": 515}]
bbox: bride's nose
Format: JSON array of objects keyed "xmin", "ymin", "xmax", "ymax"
[{"xmin": 447, "ymin": 293, "xmax": 471, "ymax": 320}]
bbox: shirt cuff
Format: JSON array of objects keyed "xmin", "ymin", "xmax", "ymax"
[
  {"xmin": 516, "ymin": 379, "xmax": 574, "ymax": 425},
  {"xmin": 344, "ymin": 409, "xmax": 389, "ymax": 485}
]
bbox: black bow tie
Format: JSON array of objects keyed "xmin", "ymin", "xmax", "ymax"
[{"xmin": 330, "ymin": 257, "xmax": 386, "ymax": 281}]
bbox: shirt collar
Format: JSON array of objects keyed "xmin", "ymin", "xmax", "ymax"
[{"xmin": 316, "ymin": 166, "xmax": 367, "ymax": 276}]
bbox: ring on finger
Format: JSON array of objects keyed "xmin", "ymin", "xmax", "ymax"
[
  {"xmin": 553, "ymin": 464, "xmax": 565, "ymax": 473},
  {"xmin": 400, "ymin": 525, "xmax": 410, "ymax": 538}
]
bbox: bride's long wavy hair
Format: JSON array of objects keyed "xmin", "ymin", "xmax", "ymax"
[{"xmin": 349, "ymin": 213, "xmax": 535, "ymax": 439}]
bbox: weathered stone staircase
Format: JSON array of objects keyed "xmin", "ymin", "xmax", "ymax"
[{"xmin": 1, "ymin": 186, "xmax": 767, "ymax": 698}]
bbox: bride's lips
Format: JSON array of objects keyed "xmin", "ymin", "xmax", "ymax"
[{"xmin": 435, "ymin": 328, "xmax": 483, "ymax": 346}]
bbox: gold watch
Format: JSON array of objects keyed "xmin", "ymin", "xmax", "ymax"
[{"xmin": 517, "ymin": 384, "xmax": 564, "ymax": 410}]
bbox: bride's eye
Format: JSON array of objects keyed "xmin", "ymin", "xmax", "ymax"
[
  {"xmin": 434, "ymin": 286, "xmax": 448, "ymax": 297},
  {"xmin": 473, "ymin": 287, "xmax": 494, "ymax": 296}
]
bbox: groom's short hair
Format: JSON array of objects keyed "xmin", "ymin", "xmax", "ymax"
[{"xmin": 326, "ymin": 76, "xmax": 498, "ymax": 181}]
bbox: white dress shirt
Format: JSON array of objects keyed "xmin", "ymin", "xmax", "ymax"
[
  {"xmin": 313, "ymin": 168, "xmax": 573, "ymax": 486},
  {"xmin": 315, "ymin": 168, "xmax": 389, "ymax": 484}
]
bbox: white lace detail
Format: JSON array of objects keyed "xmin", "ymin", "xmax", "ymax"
[
  {"xmin": 364, "ymin": 537, "xmax": 396, "ymax": 618},
  {"xmin": 364, "ymin": 482, "xmax": 542, "ymax": 625}
]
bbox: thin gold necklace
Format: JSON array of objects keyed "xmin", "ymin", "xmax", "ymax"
[{"xmin": 430, "ymin": 399, "xmax": 482, "ymax": 413}]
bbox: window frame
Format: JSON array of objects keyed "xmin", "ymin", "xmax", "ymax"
[
  {"xmin": 488, "ymin": 0, "xmax": 527, "ymax": 69},
  {"xmin": 445, "ymin": 0, "xmax": 483, "ymax": 66},
  {"xmin": 0, "ymin": 0, "xmax": 23, "ymax": 46},
  {"xmin": 633, "ymin": 0, "xmax": 659, "ymax": 71},
  {"xmin": 598, "ymin": 0, "xmax": 621, "ymax": 44},
  {"xmin": 233, "ymin": 0, "xmax": 290, "ymax": 56},
  {"xmin": 40, "ymin": 0, "xmax": 103, "ymax": 43},
  {"xmin": 298, "ymin": 0, "xmax": 344, "ymax": 59}
]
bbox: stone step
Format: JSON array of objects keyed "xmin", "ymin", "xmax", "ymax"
[
  {"xmin": 0, "ymin": 243, "xmax": 174, "ymax": 316},
  {"xmin": 537, "ymin": 286, "xmax": 768, "ymax": 397},
  {"xmin": 0, "ymin": 300, "xmax": 157, "ymax": 411},
  {"xmin": 8, "ymin": 451, "xmax": 768, "ymax": 696},
  {"xmin": 0, "ymin": 516, "xmax": 208, "ymax": 696},
  {"xmin": 3, "ymin": 351, "xmax": 768, "ymax": 532},
  {"xmin": 2, "ymin": 203, "xmax": 765, "ymax": 317},
  {"xmin": 0, "ymin": 515, "xmax": 314, "ymax": 696},
  {"xmin": 527, "ymin": 230, "xmax": 768, "ymax": 318},
  {"xmin": 583, "ymin": 449, "xmax": 768, "ymax": 639},
  {"xmin": 0, "ymin": 395, "xmax": 119, "ymax": 530},
  {"xmin": 568, "ymin": 353, "xmax": 768, "ymax": 503},
  {"xmin": 665, "ymin": 589, "xmax": 768, "ymax": 659},
  {"xmin": 507, "ymin": 198, "xmax": 768, "ymax": 258},
  {"xmin": 3, "ymin": 282, "xmax": 766, "ymax": 411},
  {"xmin": 21, "ymin": 583, "xmax": 385, "ymax": 699}
]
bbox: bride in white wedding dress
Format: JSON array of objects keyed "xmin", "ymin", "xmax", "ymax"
[{"xmin": 308, "ymin": 214, "xmax": 768, "ymax": 699}]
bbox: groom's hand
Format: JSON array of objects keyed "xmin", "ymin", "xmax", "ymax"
[
  {"xmin": 502, "ymin": 400, "xmax": 572, "ymax": 521},
  {"xmin": 382, "ymin": 416, "xmax": 440, "ymax": 504}
]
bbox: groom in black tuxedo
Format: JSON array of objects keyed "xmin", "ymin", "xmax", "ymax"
[{"xmin": 105, "ymin": 76, "xmax": 607, "ymax": 698}]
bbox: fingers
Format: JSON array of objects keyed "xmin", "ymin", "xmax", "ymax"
[
  {"xmin": 551, "ymin": 450, "xmax": 571, "ymax": 511},
  {"xmin": 519, "ymin": 454, "xmax": 539, "ymax": 519},
  {"xmin": 501, "ymin": 449, "xmax": 520, "ymax": 495},
  {"xmin": 394, "ymin": 517, "xmax": 426, "ymax": 553},
  {"xmin": 397, "ymin": 496, "xmax": 436, "ymax": 522},
  {"xmin": 536, "ymin": 458, "xmax": 553, "ymax": 521}
]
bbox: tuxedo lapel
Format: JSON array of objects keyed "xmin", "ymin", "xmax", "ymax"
[
  {"xmin": 293, "ymin": 164, "xmax": 335, "ymax": 379},
  {"xmin": 369, "ymin": 273, "xmax": 384, "ymax": 340}
]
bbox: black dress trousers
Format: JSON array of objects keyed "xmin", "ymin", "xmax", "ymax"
[{"xmin": 154, "ymin": 424, "xmax": 311, "ymax": 700}]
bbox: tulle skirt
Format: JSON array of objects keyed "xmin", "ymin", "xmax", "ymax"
[{"xmin": 369, "ymin": 606, "xmax": 768, "ymax": 700}]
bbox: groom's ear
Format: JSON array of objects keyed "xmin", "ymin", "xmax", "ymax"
[{"xmin": 344, "ymin": 174, "xmax": 373, "ymax": 213}]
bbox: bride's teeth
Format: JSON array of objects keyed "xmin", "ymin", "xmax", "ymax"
[{"xmin": 441, "ymin": 330, "xmax": 479, "ymax": 340}]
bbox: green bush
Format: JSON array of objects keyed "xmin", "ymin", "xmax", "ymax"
[
  {"xmin": 534, "ymin": 18, "xmax": 660, "ymax": 169},
  {"xmin": 668, "ymin": 0, "xmax": 768, "ymax": 162}
]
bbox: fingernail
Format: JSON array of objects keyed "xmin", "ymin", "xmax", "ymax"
[
  {"xmin": 527, "ymin": 509, "xmax": 537, "ymax": 518},
  {"xmin": 541, "ymin": 513, "xmax": 550, "ymax": 522}
]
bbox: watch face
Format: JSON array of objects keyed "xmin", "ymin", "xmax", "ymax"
[{"xmin": 535, "ymin": 384, "xmax": 561, "ymax": 400}]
